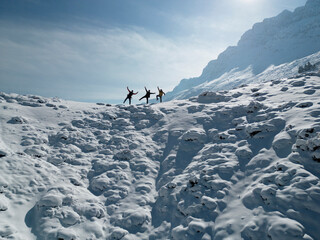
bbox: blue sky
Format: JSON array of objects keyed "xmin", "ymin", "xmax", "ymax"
[{"xmin": 0, "ymin": 0, "xmax": 307, "ymax": 103}]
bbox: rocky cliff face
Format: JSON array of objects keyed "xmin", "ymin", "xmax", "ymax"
[{"xmin": 166, "ymin": 0, "xmax": 320, "ymax": 100}]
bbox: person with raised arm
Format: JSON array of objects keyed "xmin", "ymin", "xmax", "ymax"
[
  {"xmin": 156, "ymin": 87, "xmax": 165, "ymax": 103},
  {"xmin": 139, "ymin": 87, "xmax": 155, "ymax": 104},
  {"xmin": 123, "ymin": 87, "xmax": 138, "ymax": 105}
]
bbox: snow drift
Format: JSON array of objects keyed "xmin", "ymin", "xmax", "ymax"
[{"xmin": 1, "ymin": 72, "xmax": 320, "ymax": 239}]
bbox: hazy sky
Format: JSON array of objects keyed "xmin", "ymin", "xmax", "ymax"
[{"xmin": 0, "ymin": 0, "xmax": 307, "ymax": 103}]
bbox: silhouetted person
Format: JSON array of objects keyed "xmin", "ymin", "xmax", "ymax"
[
  {"xmin": 139, "ymin": 87, "xmax": 155, "ymax": 104},
  {"xmin": 123, "ymin": 87, "xmax": 138, "ymax": 105},
  {"xmin": 156, "ymin": 87, "xmax": 165, "ymax": 103}
]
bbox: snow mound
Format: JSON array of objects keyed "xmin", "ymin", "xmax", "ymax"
[
  {"xmin": 1, "ymin": 73, "xmax": 320, "ymax": 239},
  {"xmin": 198, "ymin": 91, "xmax": 232, "ymax": 103}
]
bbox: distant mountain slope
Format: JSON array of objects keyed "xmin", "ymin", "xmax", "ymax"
[{"xmin": 166, "ymin": 0, "xmax": 320, "ymax": 100}]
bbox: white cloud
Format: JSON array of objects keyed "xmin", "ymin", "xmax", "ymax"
[{"xmin": 0, "ymin": 21, "xmax": 220, "ymax": 102}]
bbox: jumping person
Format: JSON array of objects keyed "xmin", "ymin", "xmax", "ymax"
[
  {"xmin": 156, "ymin": 87, "xmax": 165, "ymax": 103},
  {"xmin": 139, "ymin": 87, "xmax": 155, "ymax": 104},
  {"xmin": 123, "ymin": 87, "xmax": 138, "ymax": 105}
]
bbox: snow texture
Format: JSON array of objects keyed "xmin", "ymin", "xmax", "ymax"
[
  {"xmin": 1, "ymin": 72, "xmax": 320, "ymax": 239},
  {"xmin": 1, "ymin": 1, "xmax": 320, "ymax": 239}
]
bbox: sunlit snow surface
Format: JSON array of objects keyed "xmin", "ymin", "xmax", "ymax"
[{"xmin": 1, "ymin": 73, "xmax": 320, "ymax": 239}]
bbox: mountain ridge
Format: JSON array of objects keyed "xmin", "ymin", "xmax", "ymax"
[{"xmin": 166, "ymin": 0, "xmax": 320, "ymax": 101}]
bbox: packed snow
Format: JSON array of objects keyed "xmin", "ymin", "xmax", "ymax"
[
  {"xmin": 166, "ymin": 0, "xmax": 320, "ymax": 101},
  {"xmin": 1, "ymin": 72, "xmax": 320, "ymax": 239}
]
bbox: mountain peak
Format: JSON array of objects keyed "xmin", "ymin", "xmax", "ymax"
[{"xmin": 306, "ymin": 0, "xmax": 320, "ymax": 7}]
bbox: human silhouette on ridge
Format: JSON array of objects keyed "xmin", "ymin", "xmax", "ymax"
[
  {"xmin": 156, "ymin": 87, "xmax": 165, "ymax": 103},
  {"xmin": 123, "ymin": 87, "xmax": 138, "ymax": 105},
  {"xmin": 139, "ymin": 87, "xmax": 155, "ymax": 104}
]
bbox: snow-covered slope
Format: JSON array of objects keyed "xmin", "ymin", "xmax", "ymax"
[
  {"xmin": 166, "ymin": 0, "xmax": 320, "ymax": 101},
  {"xmin": 1, "ymin": 72, "xmax": 320, "ymax": 239}
]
